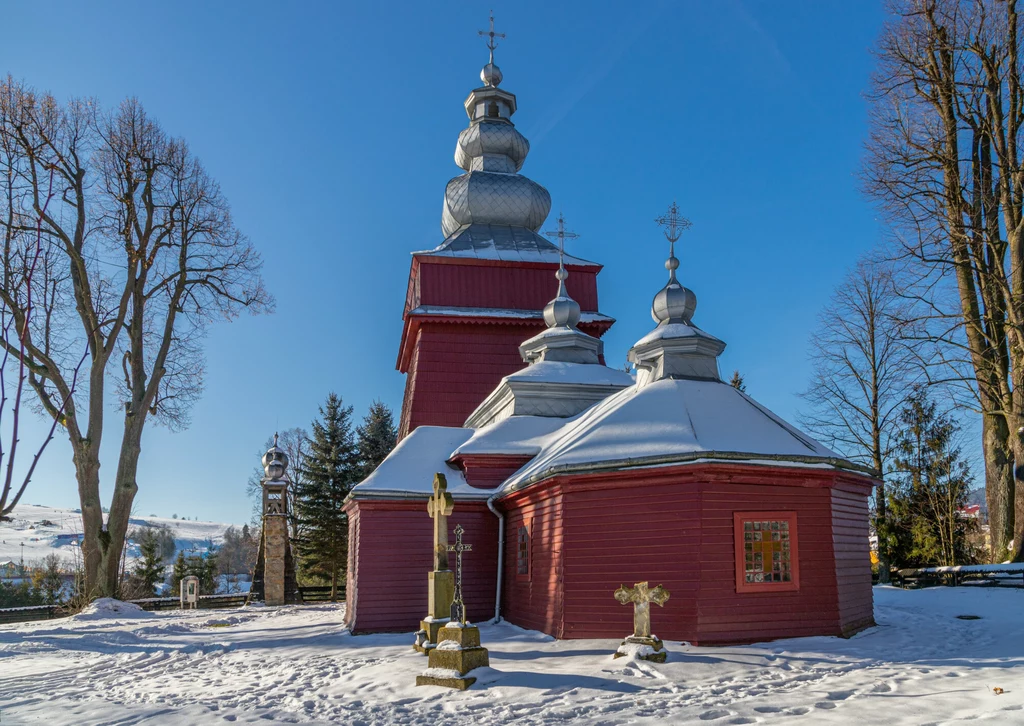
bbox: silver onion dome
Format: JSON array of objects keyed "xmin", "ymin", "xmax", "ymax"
[
  {"xmin": 481, "ymin": 62, "xmax": 503, "ymax": 87},
  {"xmin": 262, "ymin": 433, "xmax": 289, "ymax": 480},
  {"xmin": 652, "ymin": 255, "xmax": 698, "ymax": 325},
  {"xmin": 440, "ymin": 45, "xmax": 552, "ymax": 238},
  {"xmin": 544, "ymin": 268, "xmax": 582, "ymax": 328}
]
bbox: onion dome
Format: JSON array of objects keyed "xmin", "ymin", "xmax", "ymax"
[
  {"xmin": 520, "ymin": 215, "xmax": 602, "ymax": 365},
  {"xmin": 262, "ymin": 433, "xmax": 289, "ymax": 481},
  {"xmin": 440, "ymin": 21, "xmax": 552, "ymax": 238},
  {"xmin": 628, "ymin": 204, "xmax": 726, "ymax": 384}
]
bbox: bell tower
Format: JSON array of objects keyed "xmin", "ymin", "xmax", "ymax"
[{"xmin": 397, "ymin": 17, "xmax": 613, "ymax": 438}]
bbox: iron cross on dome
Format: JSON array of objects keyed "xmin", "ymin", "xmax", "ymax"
[
  {"xmin": 447, "ymin": 524, "xmax": 473, "ymax": 623},
  {"xmin": 478, "ymin": 12, "xmax": 505, "ymax": 64},
  {"xmin": 654, "ymin": 201, "xmax": 692, "ymax": 261}
]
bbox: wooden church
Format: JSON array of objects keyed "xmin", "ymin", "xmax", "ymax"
[{"xmin": 343, "ymin": 34, "xmax": 877, "ymax": 646}]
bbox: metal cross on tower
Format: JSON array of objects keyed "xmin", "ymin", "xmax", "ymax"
[
  {"xmin": 478, "ymin": 12, "xmax": 505, "ymax": 64},
  {"xmin": 654, "ymin": 201, "xmax": 692, "ymax": 260},
  {"xmin": 614, "ymin": 581, "xmax": 671, "ymax": 639},
  {"xmin": 447, "ymin": 524, "xmax": 474, "ymax": 623},
  {"xmin": 546, "ymin": 213, "xmax": 579, "ymax": 280}
]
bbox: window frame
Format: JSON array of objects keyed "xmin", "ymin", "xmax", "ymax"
[
  {"xmin": 516, "ymin": 520, "xmax": 531, "ymax": 581},
  {"xmin": 734, "ymin": 511, "xmax": 800, "ymax": 593}
]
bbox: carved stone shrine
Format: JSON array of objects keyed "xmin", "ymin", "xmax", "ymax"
[{"xmin": 250, "ymin": 434, "xmax": 299, "ymax": 606}]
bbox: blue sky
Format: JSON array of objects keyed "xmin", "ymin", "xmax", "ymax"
[{"xmin": 3, "ymin": 1, "xmax": 888, "ymax": 524}]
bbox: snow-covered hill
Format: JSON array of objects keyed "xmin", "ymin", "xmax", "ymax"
[{"xmin": 0, "ymin": 503, "xmax": 242, "ymax": 569}]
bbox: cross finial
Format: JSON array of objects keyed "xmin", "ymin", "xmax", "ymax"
[
  {"xmin": 479, "ymin": 12, "xmax": 505, "ymax": 64},
  {"xmin": 654, "ymin": 201, "xmax": 692, "ymax": 258},
  {"xmin": 546, "ymin": 212, "xmax": 580, "ymax": 280},
  {"xmin": 273, "ymin": 431, "xmax": 279, "ymax": 447}
]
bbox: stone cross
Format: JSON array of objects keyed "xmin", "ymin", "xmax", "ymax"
[
  {"xmin": 427, "ymin": 473, "xmax": 455, "ymax": 571},
  {"xmin": 446, "ymin": 523, "xmax": 473, "ymax": 623},
  {"xmin": 615, "ymin": 581, "xmax": 670, "ymax": 638}
]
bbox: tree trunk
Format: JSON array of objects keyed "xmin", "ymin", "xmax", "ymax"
[{"xmin": 984, "ymin": 413, "xmax": 1015, "ymax": 562}]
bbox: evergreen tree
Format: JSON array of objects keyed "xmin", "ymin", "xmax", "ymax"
[
  {"xmin": 887, "ymin": 386, "xmax": 976, "ymax": 567},
  {"xmin": 31, "ymin": 554, "xmax": 66, "ymax": 605},
  {"xmin": 356, "ymin": 400, "xmax": 397, "ymax": 480},
  {"xmin": 730, "ymin": 370, "xmax": 747, "ymax": 393},
  {"xmin": 294, "ymin": 392, "xmax": 359, "ymax": 599},
  {"xmin": 170, "ymin": 551, "xmax": 189, "ymax": 595},
  {"xmin": 128, "ymin": 530, "xmax": 166, "ymax": 598}
]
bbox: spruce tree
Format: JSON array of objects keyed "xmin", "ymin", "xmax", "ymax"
[
  {"xmin": 356, "ymin": 400, "xmax": 398, "ymax": 480},
  {"xmin": 130, "ymin": 530, "xmax": 166, "ymax": 597},
  {"xmin": 170, "ymin": 551, "xmax": 189, "ymax": 595},
  {"xmin": 887, "ymin": 386, "xmax": 976, "ymax": 567},
  {"xmin": 294, "ymin": 392, "xmax": 359, "ymax": 599}
]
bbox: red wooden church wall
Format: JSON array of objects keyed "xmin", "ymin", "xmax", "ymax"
[
  {"xmin": 501, "ymin": 484, "xmax": 566, "ymax": 636},
  {"xmin": 498, "ymin": 464, "xmax": 875, "ymax": 646},
  {"xmin": 344, "ymin": 499, "xmax": 498, "ymax": 634},
  {"xmin": 831, "ymin": 483, "xmax": 874, "ymax": 635},
  {"xmin": 399, "ymin": 321, "xmax": 546, "ymax": 435}
]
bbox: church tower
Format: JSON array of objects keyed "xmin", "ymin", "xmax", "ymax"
[{"xmin": 397, "ymin": 18, "xmax": 613, "ymax": 437}]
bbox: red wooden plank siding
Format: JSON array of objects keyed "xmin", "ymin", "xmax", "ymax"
[
  {"xmin": 831, "ymin": 488, "xmax": 875, "ymax": 635},
  {"xmin": 345, "ymin": 499, "xmax": 498, "ymax": 633},
  {"xmin": 496, "ymin": 464, "xmax": 874, "ymax": 645},
  {"xmin": 696, "ymin": 483, "xmax": 840, "ymax": 645},
  {"xmin": 501, "ymin": 485, "xmax": 565, "ymax": 636},
  {"xmin": 413, "ymin": 258, "xmax": 601, "ymax": 312}
]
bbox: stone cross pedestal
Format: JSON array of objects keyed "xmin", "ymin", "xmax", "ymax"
[
  {"xmin": 613, "ymin": 581, "xmax": 671, "ymax": 662},
  {"xmin": 414, "ymin": 473, "xmax": 456, "ymax": 653},
  {"xmin": 416, "ymin": 521, "xmax": 489, "ymax": 690},
  {"xmin": 250, "ymin": 434, "xmax": 299, "ymax": 606}
]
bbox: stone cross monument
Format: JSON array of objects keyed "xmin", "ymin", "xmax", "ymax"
[
  {"xmin": 250, "ymin": 434, "xmax": 299, "ymax": 606},
  {"xmin": 613, "ymin": 581, "xmax": 671, "ymax": 662},
  {"xmin": 417, "ymin": 519, "xmax": 490, "ymax": 690},
  {"xmin": 414, "ymin": 473, "xmax": 456, "ymax": 653}
]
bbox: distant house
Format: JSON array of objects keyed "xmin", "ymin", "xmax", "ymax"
[
  {"xmin": 959, "ymin": 504, "xmax": 982, "ymax": 519},
  {"xmin": 53, "ymin": 533, "xmax": 84, "ymax": 546},
  {"xmin": 0, "ymin": 560, "xmax": 17, "ymax": 578}
]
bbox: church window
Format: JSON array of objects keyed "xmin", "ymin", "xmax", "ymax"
[
  {"xmin": 734, "ymin": 512, "xmax": 799, "ymax": 593},
  {"xmin": 516, "ymin": 523, "xmax": 530, "ymax": 579},
  {"xmin": 487, "ymin": 101, "xmax": 499, "ymax": 118}
]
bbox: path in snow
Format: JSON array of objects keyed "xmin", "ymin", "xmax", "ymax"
[{"xmin": 1, "ymin": 587, "xmax": 1023, "ymax": 725}]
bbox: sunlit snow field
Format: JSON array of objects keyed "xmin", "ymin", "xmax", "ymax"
[{"xmin": 1, "ymin": 587, "xmax": 1022, "ymax": 725}]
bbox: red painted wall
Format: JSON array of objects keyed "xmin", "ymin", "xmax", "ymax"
[
  {"xmin": 344, "ymin": 498, "xmax": 499, "ymax": 634},
  {"xmin": 498, "ymin": 463, "xmax": 875, "ymax": 645},
  {"xmin": 413, "ymin": 258, "xmax": 601, "ymax": 312},
  {"xmin": 831, "ymin": 484, "xmax": 875, "ymax": 634},
  {"xmin": 396, "ymin": 255, "xmax": 612, "ymax": 439},
  {"xmin": 501, "ymin": 485, "xmax": 566, "ymax": 636}
]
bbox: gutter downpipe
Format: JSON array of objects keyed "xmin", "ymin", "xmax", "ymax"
[{"xmin": 486, "ymin": 493, "xmax": 504, "ymax": 623}]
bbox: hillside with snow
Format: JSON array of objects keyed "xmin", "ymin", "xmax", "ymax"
[{"xmin": 0, "ymin": 503, "xmax": 243, "ymax": 569}]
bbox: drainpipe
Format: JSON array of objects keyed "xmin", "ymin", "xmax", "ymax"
[{"xmin": 486, "ymin": 495, "xmax": 504, "ymax": 623}]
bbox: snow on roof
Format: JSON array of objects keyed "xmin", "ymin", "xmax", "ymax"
[
  {"xmin": 501, "ymin": 377, "xmax": 846, "ymax": 493},
  {"xmin": 452, "ymin": 415, "xmax": 568, "ymax": 457},
  {"xmin": 504, "ymin": 360, "xmax": 635, "ymax": 387},
  {"xmin": 632, "ymin": 321, "xmax": 724, "ymax": 347},
  {"xmin": 414, "ymin": 224, "xmax": 597, "ymax": 266},
  {"xmin": 407, "ymin": 306, "xmax": 614, "ymax": 324},
  {"xmin": 351, "ymin": 426, "xmax": 484, "ymax": 499}
]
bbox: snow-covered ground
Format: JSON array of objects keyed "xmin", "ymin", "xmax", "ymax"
[
  {"xmin": 1, "ymin": 587, "xmax": 1022, "ymax": 725},
  {"xmin": 0, "ymin": 504, "xmax": 241, "ymax": 568}
]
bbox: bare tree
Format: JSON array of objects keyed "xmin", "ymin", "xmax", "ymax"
[
  {"xmin": 0, "ymin": 162, "xmax": 86, "ymax": 519},
  {"xmin": 864, "ymin": 0, "xmax": 1024, "ymax": 561},
  {"xmin": 0, "ymin": 79, "xmax": 272, "ymax": 596},
  {"xmin": 800, "ymin": 257, "xmax": 918, "ymax": 581}
]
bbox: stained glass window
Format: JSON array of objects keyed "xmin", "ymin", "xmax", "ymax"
[{"xmin": 734, "ymin": 512, "xmax": 799, "ymax": 592}]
